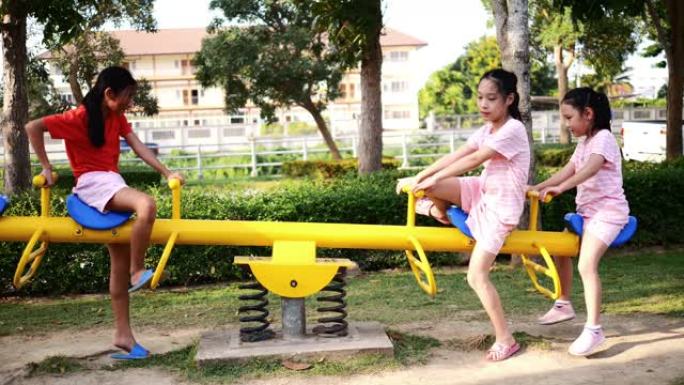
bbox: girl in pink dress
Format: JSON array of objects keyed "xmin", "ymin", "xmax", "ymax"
[
  {"xmin": 531, "ymin": 87, "xmax": 629, "ymax": 356},
  {"xmin": 398, "ymin": 69, "xmax": 530, "ymax": 361}
]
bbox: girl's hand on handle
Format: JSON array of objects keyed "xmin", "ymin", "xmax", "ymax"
[
  {"xmin": 396, "ymin": 177, "xmax": 416, "ymax": 195},
  {"xmin": 412, "ymin": 175, "xmax": 437, "ymax": 194},
  {"xmin": 166, "ymin": 172, "xmax": 185, "ymax": 185},
  {"xmin": 540, "ymin": 186, "xmax": 562, "ymax": 200},
  {"xmin": 40, "ymin": 166, "xmax": 54, "ymax": 187}
]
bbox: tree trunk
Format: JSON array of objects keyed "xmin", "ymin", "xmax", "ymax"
[
  {"xmin": 2, "ymin": 6, "xmax": 31, "ymax": 195},
  {"xmin": 492, "ymin": 0, "xmax": 532, "ymax": 265},
  {"xmin": 555, "ymin": 44, "xmax": 571, "ymax": 145},
  {"xmin": 665, "ymin": 0, "xmax": 684, "ymax": 160},
  {"xmin": 68, "ymin": 55, "xmax": 85, "ymax": 104},
  {"xmin": 301, "ymin": 99, "xmax": 342, "ymax": 160},
  {"xmin": 492, "ymin": 0, "xmax": 533, "ymax": 181},
  {"xmin": 357, "ymin": 0, "xmax": 383, "ymax": 174}
]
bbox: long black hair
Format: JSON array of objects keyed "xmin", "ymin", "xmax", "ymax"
[
  {"xmin": 478, "ymin": 68, "xmax": 522, "ymax": 121},
  {"xmin": 561, "ymin": 87, "xmax": 612, "ymax": 135},
  {"xmin": 82, "ymin": 66, "xmax": 137, "ymax": 147}
]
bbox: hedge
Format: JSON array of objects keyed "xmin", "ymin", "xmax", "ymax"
[
  {"xmin": 282, "ymin": 158, "xmax": 400, "ymax": 178},
  {"xmin": 2, "ymin": 160, "xmax": 683, "ymax": 295},
  {"xmin": 44, "ymin": 166, "xmax": 161, "ymax": 189}
]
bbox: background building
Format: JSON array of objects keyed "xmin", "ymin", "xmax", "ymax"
[{"xmin": 43, "ymin": 28, "xmax": 426, "ymax": 149}]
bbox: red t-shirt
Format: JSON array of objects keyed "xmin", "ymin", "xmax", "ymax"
[{"xmin": 43, "ymin": 105, "xmax": 132, "ymax": 179}]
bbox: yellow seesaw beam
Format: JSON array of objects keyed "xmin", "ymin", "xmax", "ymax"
[
  {"xmin": 2, "ymin": 175, "xmax": 578, "ymax": 299},
  {"xmin": 0, "ymin": 216, "xmax": 578, "ymax": 257}
]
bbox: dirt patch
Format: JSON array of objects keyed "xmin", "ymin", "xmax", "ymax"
[{"xmin": 2, "ymin": 314, "xmax": 684, "ymax": 385}]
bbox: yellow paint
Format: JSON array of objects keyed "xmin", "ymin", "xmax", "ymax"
[
  {"xmin": 235, "ymin": 240, "xmax": 356, "ymax": 298},
  {"xmin": 3, "ymin": 175, "xmax": 579, "ymax": 298}
]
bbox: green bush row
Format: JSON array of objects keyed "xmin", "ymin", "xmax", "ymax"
[
  {"xmin": 43, "ymin": 166, "xmax": 161, "ymax": 189},
  {"xmin": 2, "ymin": 160, "xmax": 683, "ymax": 295},
  {"xmin": 282, "ymin": 158, "xmax": 400, "ymax": 178},
  {"xmin": 534, "ymin": 144, "xmax": 576, "ymax": 167}
]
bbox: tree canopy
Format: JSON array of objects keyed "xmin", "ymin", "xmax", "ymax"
[
  {"xmin": 195, "ymin": 0, "xmax": 346, "ymax": 159},
  {"xmin": 419, "ymin": 36, "xmax": 555, "ymax": 118}
]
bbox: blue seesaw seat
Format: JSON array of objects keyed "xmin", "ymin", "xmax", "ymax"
[
  {"xmin": 564, "ymin": 213, "xmax": 638, "ymax": 248},
  {"xmin": 0, "ymin": 195, "xmax": 8, "ymax": 216},
  {"xmin": 446, "ymin": 206, "xmax": 474, "ymax": 238},
  {"xmin": 66, "ymin": 194, "xmax": 132, "ymax": 230}
]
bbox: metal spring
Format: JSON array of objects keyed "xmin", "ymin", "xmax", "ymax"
[
  {"xmin": 238, "ymin": 280, "xmax": 275, "ymax": 342},
  {"xmin": 313, "ymin": 267, "xmax": 348, "ymax": 337}
]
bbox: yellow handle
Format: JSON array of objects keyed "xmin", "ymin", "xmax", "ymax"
[
  {"xmin": 168, "ymin": 178, "xmax": 182, "ymax": 220},
  {"xmin": 405, "ymin": 235, "xmax": 437, "ymax": 298},
  {"xmin": 13, "ymin": 228, "xmax": 48, "ymax": 289},
  {"xmin": 32, "ymin": 172, "xmax": 59, "ymax": 188},
  {"xmin": 151, "ymin": 231, "xmax": 178, "ymax": 289},
  {"xmin": 520, "ymin": 244, "xmax": 561, "ymax": 300},
  {"xmin": 526, "ymin": 190, "xmax": 553, "ymax": 203}
]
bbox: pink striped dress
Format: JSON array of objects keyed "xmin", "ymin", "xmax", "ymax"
[
  {"xmin": 460, "ymin": 118, "xmax": 530, "ymax": 254},
  {"xmin": 570, "ymin": 129, "xmax": 629, "ymax": 246}
]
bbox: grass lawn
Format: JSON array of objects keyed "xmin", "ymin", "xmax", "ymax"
[
  {"xmin": 2, "ymin": 249, "xmax": 683, "ymax": 336},
  {"xmin": 3, "ymin": 248, "xmax": 684, "ymax": 383}
]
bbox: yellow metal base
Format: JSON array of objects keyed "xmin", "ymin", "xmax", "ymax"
[{"xmin": 234, "ymin": 240, "xmax": 357, "ymax": 298}]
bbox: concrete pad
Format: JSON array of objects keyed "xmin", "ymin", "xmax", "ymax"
[{"xmin": 196, "ymin": 321, "xmax": 393, "ymax": 366}]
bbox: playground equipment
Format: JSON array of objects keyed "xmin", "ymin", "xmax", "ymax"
[
  {"xmin": 2, "ymin": 175, "xmax": 581, "ymax": 297},
  {"xmin": 0, "ymin": 174, "xmax": 635, "ymax": 361}
]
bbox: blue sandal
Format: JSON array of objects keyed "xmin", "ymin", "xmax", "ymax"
[
  {"xmin": 128, "ymin": 269, "xmax": 153, "ymax": 293},
  {"xmin": 111, "ymin": 342, "xmax": 149, "ymax": 360}
]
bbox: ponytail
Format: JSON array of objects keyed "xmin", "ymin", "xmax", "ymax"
[
  {"xmin": 82, "ymin": 66, "xmax": 137, "ymax": 147},
  {"xmin": 561, "ymin": 87, "xmax": 612, "ymax": 135},
  {"xmin": 479, "ymin": 68, "xmax": 521, "ymax": 121}
]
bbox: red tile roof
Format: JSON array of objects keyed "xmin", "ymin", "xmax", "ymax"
[{"xmin": 40, "ymin": 27, "xmax": 426, "ymax": 58}]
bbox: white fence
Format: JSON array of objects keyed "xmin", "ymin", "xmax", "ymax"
[{"xmin": 0, "ymin": 107, "xmax": 669, "ymax": 180}]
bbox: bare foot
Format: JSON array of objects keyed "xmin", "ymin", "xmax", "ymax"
[
  {"xmin": 430, "ymin": 204, "xmax": 450, "ymax": 225},
  {"xmin": 113, "ymin": 336, "xmax": 136, "ymax": 353}
]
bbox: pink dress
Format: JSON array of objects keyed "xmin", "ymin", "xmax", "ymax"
[
  {"xmin": 570, "ymin": 129, "xmax": 629, "ymax": 246},
  {"xmin": 460, "ymin": 119, "xmax": 530, "ymax": 254}
]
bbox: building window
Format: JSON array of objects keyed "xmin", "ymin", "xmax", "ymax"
[
  {"xmin": 338, "ymin": 83, "xmax": 355, "ymax": 99},
  {"xmin": 391, "ymin": 81, "xmax": 408, "ymax": 92},
  {"xmin": 187, "ymin": 129, "xmax": 210, "ymax": 138},
  {"xmin": 59, "ymin": 93, "xmax": 74, "ymax": 105},
  {"xmin": 151, "ymin": 130, "xmax": 175, "ymax": 140},
  {"xmin": 389, "ymin": 51, "xmax": 409, "ymax": 62},
  {"xmin": 384, "ymin": 110, "xmax": 411, "ymax": 119},
  {"xmin": 181, "ymin": 59, "xmax": 194, "ymax": 75},
  {"xmin": 384, "ymin": 81, "xmax": 408, "ymax": 93},
  {"xmin": 224, "ymin": 127, "xmax": 246, "ymax": 137},
  {"xmin": 182, "ymin": 89, "xmax": 199, "ymax": 105}
]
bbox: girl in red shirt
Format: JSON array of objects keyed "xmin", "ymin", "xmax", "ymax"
[{"xmin": 26, "ymin": 66, "xmax": 183, "ymax": 359}]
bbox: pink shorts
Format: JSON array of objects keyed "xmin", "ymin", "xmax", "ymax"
[
  {"xmin": 459, "ymin": 177, "xmax": 515, "ymax": 255},
  {"xmin": 73, "ymin": 171, "xmax": 128, "ymax": 213},
  {"xmin": 584, "ymin": 216, "xmax": 625, "ymax": 247}
]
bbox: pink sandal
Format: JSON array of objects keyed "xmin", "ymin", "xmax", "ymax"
[
  {"xmin": 415, "ymin": 198, "xmax": 450, "ymax": 225},
  {"xmin": 486, "ymin": 342, "xmax": 521, "ymax": 361}
]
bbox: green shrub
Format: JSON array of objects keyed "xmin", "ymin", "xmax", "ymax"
[
  {"xmin": 534, "ymin": 144, "xmax": 576, "ymax": 167},
  {"xmin": 282, "ymin": 158, "xmax": 400, "ymax": 178},
  {"xmin": 40, "ymin": 166, "xmax": 160, "ymax": 189}
]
